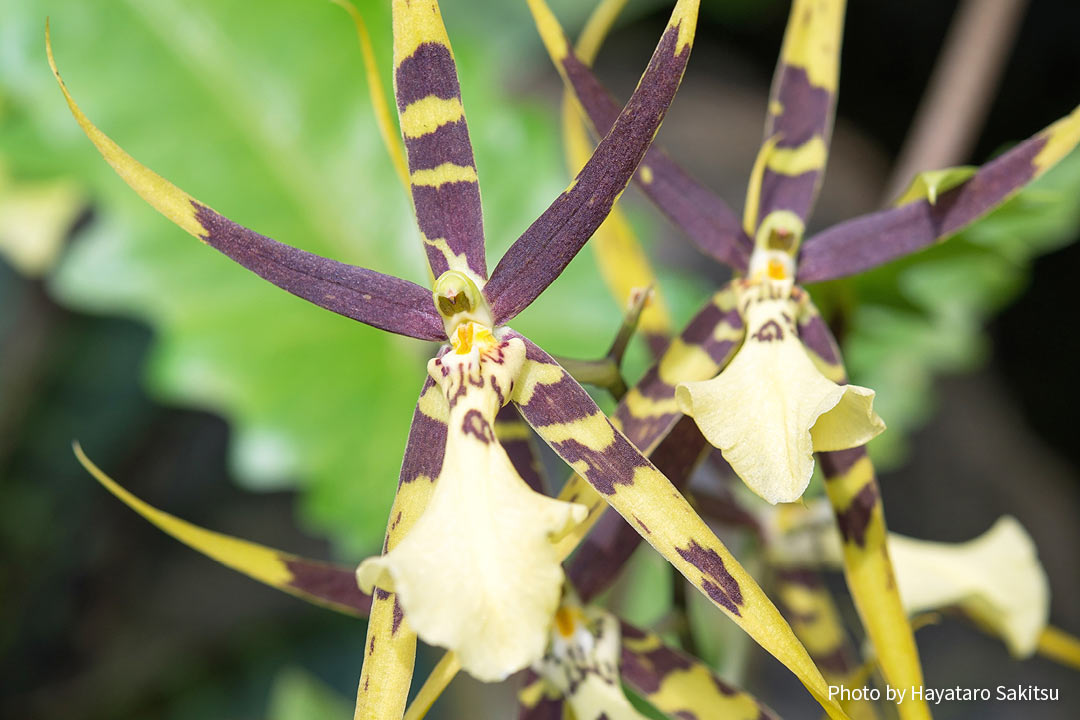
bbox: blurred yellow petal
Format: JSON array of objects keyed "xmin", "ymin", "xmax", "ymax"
[
  {"xmin": 676, "ymin": 290, "xmax": 883, "ymax": 504},
  {"xmin": 358, "ymin": 326, "xmax": 586, "ymax": 681},
  {"xmin": 889, "ymin": 516, "xmax": 1049, "ymax": 657},
  {"xmin": 537, "ymin": 604, "xmax": 648, "ymax": 720}
]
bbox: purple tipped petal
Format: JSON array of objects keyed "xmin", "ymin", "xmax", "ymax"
[
  {"xmin": 798, "ymin": 107, "xmax": 1080, "ymax": 283},
  {"xmin": 485, "ymin": 1, "xmax": 701, "ymax": 323}
]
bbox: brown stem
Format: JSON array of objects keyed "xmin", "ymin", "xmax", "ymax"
[{"xmin": 883, "ymin": 0, "xmax": 1029, "ymax": 203}]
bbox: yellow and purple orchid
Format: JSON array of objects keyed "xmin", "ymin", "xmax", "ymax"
[
  {"xmin": 54, "ymin": 1, "xmax": 858, "ymax": 717},
  {"xmin": 545, "ymin": 0, "xmax": 1080, "ymax": 717},
  {"xmin": 50, "ymin": 0, "xmax": 701, "ymax": 693}
]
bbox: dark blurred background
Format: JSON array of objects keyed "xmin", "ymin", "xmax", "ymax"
[{"xmin": 2, "ymin": 1, "xmax": 1079, "ymax": 718}]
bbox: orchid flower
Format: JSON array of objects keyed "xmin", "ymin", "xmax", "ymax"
[
  {"xmin": 51, "ymin": 0, "xmax": 703, "ymax": 691},
  {"xmin": 761, "ymin": 499, "xmax": 1066, "ymax": 662},
  {"xmin": 73, "ymin": 443, "xmax": 780, "ymax": 720},
  {"xmin": 544, "ymin": 0, "xmax": 1080, "ymax": 712}
]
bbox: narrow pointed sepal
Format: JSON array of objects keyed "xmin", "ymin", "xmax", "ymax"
[
  {"xmin": 73, "ymin": 443, "xmax": 371, "ymax": 616},
  {"xmin": 486, "ymin": 0, "xmax": 702, "ymax": 323},
  {"xmin": 358, "ymin": 327, "xmax": 585, "ymax": 681},
  {"xmin": 509, "ymin": 333, "xmax": 850, "ymax": 719},
  {"xmin": 535, "ymin": 0, "xmax": 748, "ymax": 270},
  {"xmin": 677, "ymin": 288, "xmax": 883, "ymax": 504},
  {"xmin": 392, "ymin": 0, "xmax": 487, "ymax": 280},
  {"xmin": 46, "ymin": 26, "xmax": 445, "ymax": 342},
  {"xmin": 619, "ymin": 622, "xmax": 782, "ymax": 720},
  {"xmin": 799, "ymin": 104, "xmax": 1080, "ymax": 283},
  {"xmin": 890, "ymin": 516, "xmax": 1049, "ymax": 658},
  {"xmin": 753, "ymin": 0, "xmax": 845, "ymax": 227}
]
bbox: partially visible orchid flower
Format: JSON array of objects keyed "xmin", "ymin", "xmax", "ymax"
[
  {"xmin": 762, "ymin": 499, "xmax": 1058, "ymax": 661},
  {"xmin": 74, "ymin": 443, "xmax": 781, "ymax": 720},
  {"xmin": 545, "ymin": 0, "xmax": 1080, "ymax": 712},
  {"xmin": 51, "ymin": 0, "xmax": 701, "ymax": 691}
]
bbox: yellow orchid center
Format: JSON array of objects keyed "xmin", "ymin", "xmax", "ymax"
[
  {"xmin": 676, "ymin": 276, "xmax": 884, "ymax": 504},
  {"xmin": 357, "ymin": 326, "xmax": 586, "ymax": 681},
  {"xmin": 536, "ymin": 603, "xmax": 649, "ymax": 720}
]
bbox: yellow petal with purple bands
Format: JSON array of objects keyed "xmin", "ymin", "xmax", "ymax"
[
  {"xmin": 509, "ymin": 333, "xmax": 850, "ymax": 720},
  {"xmin": 355, "ymin": 372, "xmax": 450, "ymax": 720},
  {"xmin": 46, "ymin": 23, "xmax": 445, "ymax": 342},
  {"xmin": 799, "ymin": 104, "xmax": 1080, "ymax": 283},
  {"xmin": 486, "ymin": 0, "xmax": 701, "ymax": 323},
  {"xmin": 619, "ymin": 621, "xmax": 781, "ymax": 720},
  {"xmin": 752, "ymin": 0, "xmax": 845, "ymax": 228},
  {"xmin": 392, "ymin": 0, "xmax": 487, "ymax": 281},
  {"xmin": 797, "ymin": 308, "xmax": 931, "ymax": 720},
  {"xmin": 533, "ymin": 0, "xmax": 749, "ymax": 271}
]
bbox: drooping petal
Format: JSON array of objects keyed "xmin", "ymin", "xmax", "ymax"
[
  {"xmin": 752, "ymin": 0, "xmax": 845, "ymax": 228},
  {"xmin": 567, "ymin": 415, "xmax": 707, "ymax": 601},
  {"xmin": 619, "ymin": 622, "xmax": 781, "ymax": 720},
  {"xmin": 535, "ymin": 0, "xmax": 749, "ymax": 270},
  {"xmin": 508, "ymin": 333, "xmax": 850, "ymax": 720},
  {"xmin": 355, "ymin": 372, "xmax": 450, "ymax": 720},
  {"xmin": 798, "ymin": 104, "xmax": 1080, "ymax": 283},
  {"xmin": 818, "ymin": 447, "xmax": 930, "ymax": 720},
  {"xmin": 485, "ymin": 0, "xmax": 701, "ymax": 323},
  {"xmin": 536, "ymin": 605, "xmax": 649, "ymax": 720},
  {"xmin": 358, "ymin": 329, "xmax": 585, "ymax": 681},
  {"xmin": 392, "ymin": 0, "xmax": 487, "ymax": 281},
  {"xmin": 562, "ymin": 0, "xmax": 672, "ymax": 353},
  {"xmin": 677, "ymin": 291, "xmax": 883, "ymax": 504},
  {"xmin": 72, "ymin": 443, "xmax": 372, "ymax": 617},
  {"xmin": 46, "ymin": 26, "xmax": 445, "ymax": 342},
  {"xmin": 889, "ymin": 516, "xmax": 1049, "ymax": 658}
]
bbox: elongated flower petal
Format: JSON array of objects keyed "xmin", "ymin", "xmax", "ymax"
[
  {"xmin": 47, "ymin": 26, "xmax": 445, "ymax": 342},
  {"xmin": 619, "ymin": 622, "xmax": 781, "ymax": 720},
  {"xmin": 73, "ymin": 443, "xmax": 372, "ymax": 616},
  {"xmin": 485, "ymin": 0, "xmax": 701, "ymax": 323},
  {"xmin": 356, "ymin": 372, "xmax": 450, "ymax": 720},
  {"xmin": 517, "ymin": 671, "xmax": 566, "ymax": 720},
  {"xmin": 677, "ymin": 290, "xmax": 883, "ymax": 504},
  {"xmin": 509, "ymin": 333, "xmax": 849, "ymax": 719},
  {"xmin": 536, "ymin": 0, "xmax": 748, "ymax": 270},
  {"xmin": 798, "ymin": 104, "xmax": 1080, "ymax": 283},
  {"xmin": 358, "ymin": 328, "xmax": 585, "ymax": 681},
  {"xmin": 536, "ymin": 605, "xmax": 648, "ymax": 720},
  {"xmin": 753, "ymin": 0, "xmax": 845, "ymax": 228},
  {"xmin": 392, "ymin": 0, "xmax": 487, "ymax": 281},
  {"xmin": 889, "ymin": 516, "xmax": 1049, "ymax": 658}
]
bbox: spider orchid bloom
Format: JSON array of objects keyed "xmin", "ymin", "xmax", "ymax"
[
  {"xmin": 51, "ymin": 0, "xmax": 702, "ymax": 684},
  {"xmin": 545, "ymin": 0, "xmax": 1080, "ymax": 712},
  {"xmin": 764, "ymin": 500, "xmax": 1051, "ymax": 658},
  {"xmin": 675, "ymin": 208, "xmax": 884, "ymax": 504}
]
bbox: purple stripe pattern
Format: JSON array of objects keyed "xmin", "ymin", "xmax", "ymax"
[{"xmin": 192, "ymin": 203, "xmax": 445, "ymax": 341}]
